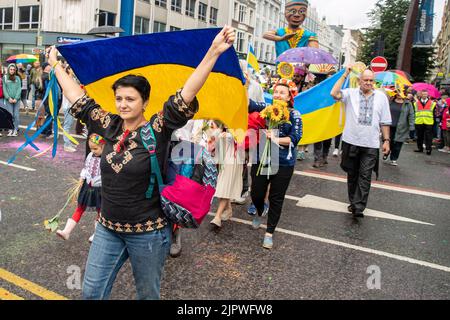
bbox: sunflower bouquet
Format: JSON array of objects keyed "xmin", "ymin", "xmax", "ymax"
[{"xmin": 257, "ymin": 100, "xmax": 291, "ymax": 176}]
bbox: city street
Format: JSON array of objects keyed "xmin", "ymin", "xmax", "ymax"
[{"xmin": 0, "ymin": 114, "xmax": 449, "ymax": 300}]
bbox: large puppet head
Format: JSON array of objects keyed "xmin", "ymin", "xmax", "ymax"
[{"xmin": 285, "ymin": 0, "xmax": 309, "ymax": 29}]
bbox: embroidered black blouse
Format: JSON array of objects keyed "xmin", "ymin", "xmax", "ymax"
[{"xmin": 70, "ymin": 89, "xmax": 199, "ymax": 233}]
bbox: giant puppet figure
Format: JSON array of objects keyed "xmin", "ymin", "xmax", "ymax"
[{"xmin": 264, "ymin": 0, "xmax": 319, "ymax": 58}]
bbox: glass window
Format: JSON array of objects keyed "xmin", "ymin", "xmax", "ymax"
[
  {"xmin": 0, "ymin": 7, "xmax": 13, "ymax": 30},
  {"xmin": 99, "ymin": 10, "xmax": 116, "ymax": 27},
  {"xmin": 236, "ymin": 31, "xmax": 244, "ymax": 52},
  {"xmin": 171, "ymin": 0, "xmax": 182, "ymax": 13},
  {"xmin": 153, "ymin": 21, "xmax": 166, "ymax": 33},
  {"xmin": 18, "ymin": 6, "xmax": 40, "ymax": 30},
  {"xmin": 209, "ymin": 7, "xmax": 218, "ymax": 25},
  {"xmin": 198, "ymin": 2, "xmax": 207, "ymax": 22},
  {"xmin": 185, "ymin": 0, "xmax": 195, "ymax": 17},
  {"xmin": 239, "ymin": 5, "xmax": 246, "ymax": 23},
  {"xmin": 134, "ymin": 16, "xmax": 149, "ymax": 34},
  {"xmin": 155, "ymin": 0, "xmax": 167, "ymax": 8},
  {"xmin": 170, "ymin": 26, "xmax": 181, "ymax": 31}
]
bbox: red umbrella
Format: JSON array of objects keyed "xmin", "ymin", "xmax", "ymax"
[{"xmin": 412, "ymin": 83, "xmax": 441, "ymax": 99}]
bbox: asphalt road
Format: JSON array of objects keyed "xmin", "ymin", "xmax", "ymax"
[{"xmin": 0, "ymin": 116, "xmax": 449, "ymax": 300}]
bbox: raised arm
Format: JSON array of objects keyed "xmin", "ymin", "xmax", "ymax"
[
  {"xmin": 263, "ymin": 30, "xmax": 295, "ymax": 42},
  {"xmin": 181, "ymin": 26, "xmax": 236, "ymax": 105},
  {"xmin": 331, "ymin": 67, "xmax": 351, "ymax": 100},
  {"xmin": 46, "ymin": 47, "xmax": 85, "ymax": 105}
]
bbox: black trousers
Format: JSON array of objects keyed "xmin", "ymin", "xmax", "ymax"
[
  {"xmin": 415, "ymin": 124, "xmax": 433, "ymax": 152},
  {"xmin": 314, "ymin": 139, "xmax": 332, "ymax": 161},
  {"xmin": 251, "ymin": 165, "xmax": 294, "ymax": 234},
  {"xmin": 341, "ymin": 142, "xmax": 378, "ymax": 214},
  {"xmin": 389, "ymin": 127, "xmax": 404, "ymax": 161}
]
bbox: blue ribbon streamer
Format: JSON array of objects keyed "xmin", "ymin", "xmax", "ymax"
[{"xmin": 7, "ymin": 70, "xmax": 61, "ymax": 164}]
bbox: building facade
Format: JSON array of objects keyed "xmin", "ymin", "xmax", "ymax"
[
  {"xmin": 435, "ymin": 0, "xmax": 450, "ymax": 84},
  {"xmin": 0, "ymin": 0, "xmax": 223, "ymax": 62},
  {"xmin": 254, "ymin": 0, "xmax": 282, "ymax": 65},
  {"xmin": 341, "ymin": 29, "xmax": 362, "ymax": 67},
  {"xmin": 318, "ymin": 18, "xmax": 343, "ymax": 63}
]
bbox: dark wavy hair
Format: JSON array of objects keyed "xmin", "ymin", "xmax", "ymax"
[{"xmin": 112, "ymin": 75, "xmax": 151, "ymax": 102}]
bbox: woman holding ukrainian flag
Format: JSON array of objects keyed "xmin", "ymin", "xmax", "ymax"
[{"xmin": 46, "ymin": 25, "xmax": 236, "ymax": 300}]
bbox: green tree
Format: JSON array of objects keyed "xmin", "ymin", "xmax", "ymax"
[
  {"xmin": 357, "ymin": 0, "xmax": 435, "ymax": 80},
  {"xmin": 358, "ymin": 0, "xmax": 410, "ymax": 68}
]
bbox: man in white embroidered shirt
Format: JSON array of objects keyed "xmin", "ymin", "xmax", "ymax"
[{"xmin": 331, "ymin": 68, "xmax": 392, "ymax": 218}]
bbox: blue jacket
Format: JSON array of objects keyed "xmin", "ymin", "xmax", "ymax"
[{"xmin": 249, "ymin": 100, "xmax": 303, "ymax": 167}]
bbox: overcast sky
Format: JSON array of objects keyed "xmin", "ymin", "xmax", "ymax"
[{"xmin": 310, "ymin": 0, "xmax": 446, "ymax": 38}]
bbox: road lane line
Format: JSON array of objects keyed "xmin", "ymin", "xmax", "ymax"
[
  {"xmin": 0, "ymin": 287, "xmax": 24, "ymax": 300},
  {"xmin": 0, "ymin": 160, "xmax": 36, "ymax": 172},
  {"xmin": 293, "ymin": 194, "xmax": 434, "ymax": 226},
  {"xmin": 0, "ymin": 268, "xmax": 67, "ymax": 300},
  {"xmin": 295, "ymin": 170, "xmax": 450, "ymax": 200},
  {"xmin": 18, "ymin": 125, "xmax": 86, "ymax": 140},
  {"xmin": 207, "ymin": 213, "xmax": 450, "ymax": 274}
]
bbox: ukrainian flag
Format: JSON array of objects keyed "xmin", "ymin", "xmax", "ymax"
[
  {"xmin": 57, "ymin": 28, "xmax": 248, "ymax": 134},
  {"xmin": 247, "ymin": 44, "xmax": 260, "ymax": 73},
  {"xmin": 294, "ymin": 69, "xmax": 349, "ymax": 145}
]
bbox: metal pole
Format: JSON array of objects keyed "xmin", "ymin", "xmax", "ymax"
[
  {"xmin": 396, "ymin": 0, "xmax": 420, "ymax": 72},
  {"xmin": 36, "ymin": 0, "xmax": 43, "ymax": 46}
]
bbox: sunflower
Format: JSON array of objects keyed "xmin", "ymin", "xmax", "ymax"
[
  {"xmin": 271, "ymin": 105, "xmax": 283, "ymax": 122},
  {"xmin": 277, "ymin": 62, "xmax": 295, "ymax": 79}
]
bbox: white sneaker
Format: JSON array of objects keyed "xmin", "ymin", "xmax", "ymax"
[
  {"xmin": 333, "ymin": 148, "xmax": 339, "ymax": 157},
  {"xmin": 11, "ymin": 130, "xmax": 18, "ymax": 137},
  {"xmin": 390, "ymin": 160, "xmax": 398, "ymax": 166},
  {"xmin": 88, "ymin": 234, "xmax": 94, "ymax": 243},
  {"xmin": 64, "ymin": 145, "xmax": 77, "ymax": 153},
  {"xmin": 7, "ymin": 130, "xmax": 13, "ymax": 137}
]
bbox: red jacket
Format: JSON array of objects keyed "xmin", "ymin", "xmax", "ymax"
[{"xmin": 442, "ymin": 106, "xmax": 450, "ymax": 131}]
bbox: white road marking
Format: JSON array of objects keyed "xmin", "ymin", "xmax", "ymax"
[
  {"xmin": 18, "ymin": 125, "xmax": 86, "ymax": 140},
  {"xmin": 295, "ymin": 171, "xmax": 450, "ymax": 201},
  {"xmin": 207, "ymin": 213, "xmax": 450, "ymax": 273},
  {"xmin": 0, "ymin": 160, "xmax": 36, "ymax": 172},
  {"xmin": 293, "ymin": 194, "xmax": 434, "ymax": 226}
]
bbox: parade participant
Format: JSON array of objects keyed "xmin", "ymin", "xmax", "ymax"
[
  {"xmin": 440, "ymin": 98, "xmax": 450, "ymax": 153},
  {"xmin": 292, "ymin": 66, "xmax": 306, "ymax": 92},
  {"xmin": 414, "ymin": 89, "xmax": 436, "ymax": 155},
  {"xmin": 62, "ymin": 65, "xmax": 78, "ymax": 153},
  {"xmin": 210, "ymin": 123, "xmax": 244, "ymax": 228},
  {"xmin": 313, "ymin": 138, "xmax": 332, "ymax": 168},
  {"xmin": 387, "ymin": 93, "xmax": 415, "ymax": 166},
  {"xmin": 29, "ymin": 61, "xmax": 41, "ymax": 112},
  {"xmin": 331, "ymin": 68, "xmax": 391, "ymax": 218},
  {"xmin": 47, "ymin": 25, "xmax": 235, "ymax": 300},
  {"xmin": 249, "ymin": 79, "xmax": 303, "ymax": 249},
  {"xmin": 264, "ymin": 0, "xmax": 319, "ymax": 58},
  {"xmin": 56, "ymin": 134, "xmax": 105, "ymax": 241},
  {"xmin": 16, "ymin": 63, "xmax": 29, "ymax": 114},
  {"xmin": 3, "ymin": 64, "xmax": 22, "ymax": 137}
]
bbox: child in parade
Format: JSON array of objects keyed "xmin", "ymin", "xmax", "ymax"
[{"xmin": 56, "ymin": 134, "xmax": 105, "ymax": 242}]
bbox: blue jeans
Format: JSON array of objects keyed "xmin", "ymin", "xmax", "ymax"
[
  {"xmin": 63, "ymin": 106, "xmax": 75, "ymax": 147},
  {"xmin": 82, "ymin": 223, "xmax": 172, "ymax": 300},
  {"xmin": 4, "ymin": 100, "xmax": 20, "ymax": 131}
]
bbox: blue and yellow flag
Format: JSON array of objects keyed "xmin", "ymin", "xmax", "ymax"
[
  {"xmin": 247, "ymin": 44, "xmax": 260, "ymax": 73},
  {"xmin": 57, "ymin": 28, "xmax": 248, "ymax": 134},
  {"xmin": 294, "ymin": 69, "xmax": 349, "ymax": 145}
]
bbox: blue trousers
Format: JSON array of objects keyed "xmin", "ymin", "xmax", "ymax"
[{"xmin": 82, "ymin": 223, "xmax": 171, "ymax": 300}]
